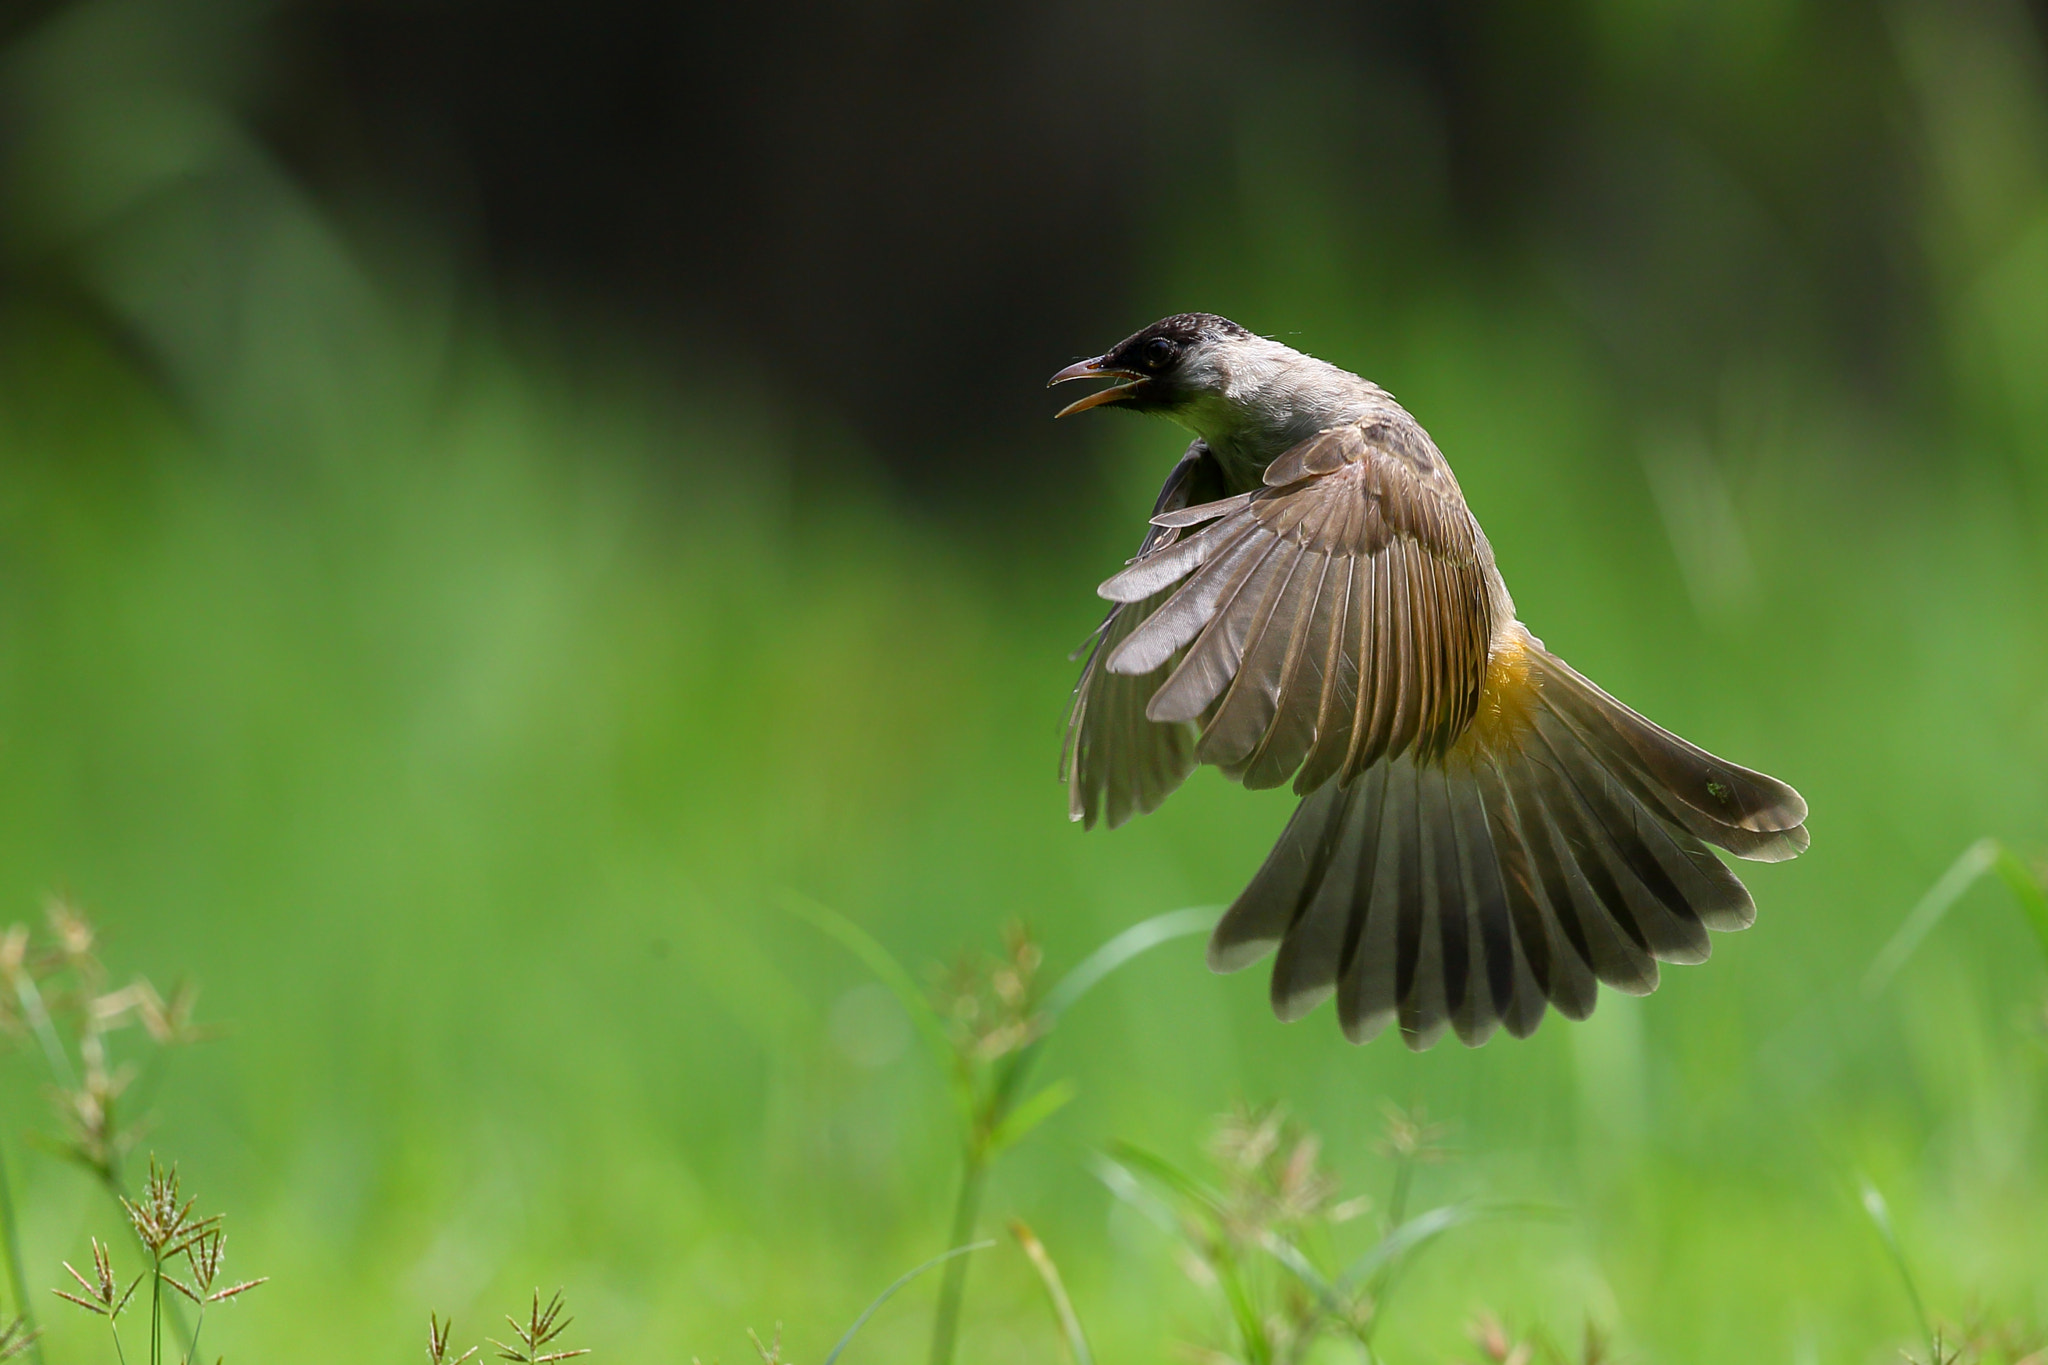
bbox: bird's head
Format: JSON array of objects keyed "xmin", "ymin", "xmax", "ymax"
[{"xmin": 1047, "ymin": 312, "xmax": 1256, "ymax": 424}]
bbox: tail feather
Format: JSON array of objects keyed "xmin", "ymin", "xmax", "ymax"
[
  {"xmin": 1447, "ymin": 766, "xmax": 1537, "ymax": 1043},
  {"xmin": 1532, "ymin": 649, "xmax": 1808, "ymax": 861},
  {"xmin": 1400, "ymin": 764, "xmax": 1456, "ymax": 1050},
  {"xmin": 1525, "ymin": 710, "xmax": 1716, "ymax": 959},
  {"xmin": 1267, "ymin": 766, "xmax": 1381, "ymax": 1018},
  {"xmin": 1209, "ymin": 636, "xmax": 1808, "ymax": 1048},
  {"xmin": 1475, "ymin": 759, "xmax": 1598, "ymax": 1022},
  {"xmin": 1526, "ymin": 723, "xmax": 1708, "ymax": 985},
  {"xmin": 1515, "ymin": 754, "xmax": 1663, "ymax": 995},
  {"xmin": 1337, "ymin": 767, "xmax": 1406, "ymax": 1043}
]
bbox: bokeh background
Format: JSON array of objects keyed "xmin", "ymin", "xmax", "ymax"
[{"xmin": 3, "ymin": 0, "xmax": 2047, "ymax": 1359}]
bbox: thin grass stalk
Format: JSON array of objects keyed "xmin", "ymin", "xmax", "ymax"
[
  {"xmin": 924, "ymin": 1161, "xmax": 987, "ymax": 1365},
  {"xmin": 796, "ymin": 900, "xmax": 1217, "ymax": 1365},
  {"xmin": 1216, "ymin": 1245, "xmax": 1269, "ymax": 1365},
  {"xmin": 1010, "ymin": 1221, "xmax": 1093, "ymax": 1365},
  {"xmin": 180, "ymin": 1304, "xmax": 205, "ymax": 1365},
  {"xmin": 1868, "ymin": 838, "xmax": 2048, "ymax": 994},
  {"xmin": 776, "ymin": 892, "xmax": 963, "ymax": 1112},
  {"xmin": 0, "ymin": 1136, "xmax": 42, "ymax": 1365},
  {"xmin": 149, "ymin": 1252, "xmax": 161, "ymax": 1365},
  {"xmin": 830, "ymin": 1243, "xmax": 988, "ymax": 1365},
  {"xmin": 11, "ymin": 974, "xmax": 77, "ymax": 1092},
  {"xmin": 1860, "ymin": 1179, "xmax": 1935, "ymax": 1365},
  {"xmin": 103, "ymin": 1176, "xmax": 190, "ymax": 1356},
  {"xmin": 923, "ymin": 984, "xmax": 1064, "ymax": 1365},
  {"xmin": 928, "ymin": 916, "xmax": 1212, "ymax": 1365},
  {"xmin": 1989, "ymin": 843, "xmax": 2048, "ymax": 960},
  {"xmin": 130, "ymin": 1235, "xmax": 191, "ymax": 1356},
  {"xmin": 925, "ymin": 1046, "xmax": 1013, "ymax": 1365},
  {"xmin": 1355, "ymin": 1143, "xmax": 1417, "ymax": 1348}
]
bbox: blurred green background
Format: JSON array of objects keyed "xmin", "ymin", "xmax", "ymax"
[{"xmin": 2, "ymin": 0, "xmax": 2047, "ymax": 1360}]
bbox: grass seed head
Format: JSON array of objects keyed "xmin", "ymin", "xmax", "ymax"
[
  {"xmin": 187, "ymin": 1228, "xmax": 225, "ymax": 1292},
  {"xmin": 430, "ymin": 1314, "xmax": 482, "ymax": 1365},
  {"xmin": 121, "ymin": 1158, "xmax": 221, "ymax": 1260},
  {"xmin": 56, "ymin": 1058, "xmax": 140, "ymax": 1181},
  {"xmin": 489, "ymin": 1290, "xmax": 590, "ymax": 1365},
  {"xmin": 46, "ymin": 898, "xmax": 97, "ymax": 970},
  {"xmin": 91, "ymin": 980, "xmax": 208, "ymax": 1046},
  {"xmin": 55, "ymin": 1238, "xmax": 141, "ymax": 1318},
  {"xmin": 931, "ymin": 923, "xmax": 1046, "ymax": 1069},
  {"xmin": 1374, "ymin": 1101, "xmax": 1449, "ymax": 1166},
  {"xmin": 1207, "ymin": 1104, "xmax": 1345, "ymax": 1239},
  {"xmin": 0, "ymin": 1317, "xmax": 41, "ymax": 1363},
  {"xmin": 746, "ymin": 1325, "xmax": 785, "ymax": 1365},
  {"xmin": 3, "ymin": 904, "xmax": 209, "ymax": 1186},
  {"xmin": 1467, "ymin": 1312, "xmax": 1534, "ymax": 1365},
  {"xmin": 1907, "ymin": 1313, "xmax": 2048, "ymax": 1365},
  {"xmin": 172, "ymin": 1228, "xmax": 266, "ymax": 1305},
  {"xmin": 0, "ymin": 925, "xmax": 26, "ymax": 981}
]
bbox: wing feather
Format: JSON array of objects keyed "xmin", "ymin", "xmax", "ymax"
[
  {"xmin": 1062, "ymin": 442, "xmax": 1229, "ymax": 828},
  {"xmin": 1239, "ymin": 551, "xmax": 1336, "ymax": 789},
  {"xmin": 1206, "ymin": 480, "xmax": 1349, "ymax": 776},
  {"xmin": 1292, "ymin": 554, "xmax": 1357, "ymax": 792},
  {"xmin": 1199, "ymin": 538, "xmax": 1314, "ymax": 768},
  {"xmin": 1085, "ymin": 416, "xmax": 1493, "ymax": 798},
  {"xmin": 1109, "ymin": 518, "xmax": 1266, "ymax": 674},
  {"xmin": 1147, "ymin": 530, "xmax": 1288, "ymax": 721}
]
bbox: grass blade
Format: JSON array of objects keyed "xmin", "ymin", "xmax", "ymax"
[
  {"xmin": 1858, "ymin": 1178, "xmax": 1935, "ymax": 1365},
  {"xmin": 10, "ymin": 974, "xmax": 77, "ymax": 1091},
  {"xmin": 1989, "ymin": 845, "xmax": 2048, "ymax": 962},
  {"xmin": 822, "ymin": 1242, "xmax": 992, "ymax": 1365},
  {"xmin": 777, "ymin": 890, "xmax": 959, "ymax": 1099},
  {"xmin": 983, "ymin": 907, "xmax": 1218, "ymax": 1157},
  {"xmin": 1214, "ymin": 1256, "xmax": 1271, "ymax": 1365},
  {"xmin": 1341, "ymin": 1203, "xmax": 1471, "ymax": 1287},
  {"xmin": 0, "ymin": 1136, "xmax": 42, "ymax": 1365},
  {"xmin": 1103, "ymin": 1141, "xmax": 1227, "ymax": 1218},
  {"xmin": 1257, "ymin": 1231, "xmax": 1339, "ymax": 1310},
  {"xmin": 982, "ymin": 1080, "xmax": 1077, "ymax": 1160},
  {"xmin": 1010, "ymin": 1222, "xmax": 1094, "ymax": 1365},
  {"xmin": 1090, "ymin": 1154, "xmax": 1181, "ymax": 1235},
  {"xmin": 1338, "ymin": 1201, "xmax": 1559, "ymax": 1290},
  {"xmin": 1039, "ymin": 906, "xmax": 1220, "ymax": 1023},
  {"xmin": 1866, "ymin": 839, "xmax": 2001, "ymax": 995}
]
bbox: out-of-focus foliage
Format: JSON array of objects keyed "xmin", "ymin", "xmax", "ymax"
[{"xmin": 1, "ymin": 1, "xmax": 2046, "ymax": 1362}]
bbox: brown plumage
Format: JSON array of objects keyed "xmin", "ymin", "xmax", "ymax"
[{"xmin": 1054, "ymin": 313, "xmax": 1807, "ymax": 1049}]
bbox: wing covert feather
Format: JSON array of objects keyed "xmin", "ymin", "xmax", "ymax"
[{"xmin": 1095, "ymin": 418, "xmax": 1493, "ymax": 796}]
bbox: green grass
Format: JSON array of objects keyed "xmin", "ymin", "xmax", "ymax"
[
  {"xmin": 0, "ymin": 270, "xmax": 2044, "ymax": 1362},
  {"xmin": 2, "ymin": 1, "xmax": 2048, "ymax": 1349}
]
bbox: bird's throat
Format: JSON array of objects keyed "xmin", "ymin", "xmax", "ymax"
[{"xmin": 1174, "ymin": 373, "xmax": 1384, "ymax": 493}]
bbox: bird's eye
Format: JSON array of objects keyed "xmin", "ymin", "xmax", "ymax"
[{"xmin": 1143, "ymin": 337, "xmax": 1177, "ymax": 369}]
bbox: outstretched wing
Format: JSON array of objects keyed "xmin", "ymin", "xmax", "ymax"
[
  {"xmin": 1097, "ymin": 420, "xmax": 1493, "ymax": 794},
  {"xmin": 1062, "ymin": 441, "xmax": 1229, "ymax": 828}
]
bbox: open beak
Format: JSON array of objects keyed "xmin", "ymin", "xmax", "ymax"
[{"xmin": 1048, "ymin": 355, "xmax": 1145, "ymax": 418}]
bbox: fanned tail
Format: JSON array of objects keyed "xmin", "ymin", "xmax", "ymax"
[{"xmin": 1208, "ymin": 628, "xmax": 1808, "ymax": 1049}]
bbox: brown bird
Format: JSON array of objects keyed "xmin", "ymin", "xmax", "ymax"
[{"xmin": 1052, "ymin": 313, "xmax": 1807, "ymax": 1049}]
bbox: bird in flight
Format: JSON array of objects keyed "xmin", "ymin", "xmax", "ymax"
[{"xmin": 1051, "ymin": 313, "xmax": 1807, "ymax": 1050}]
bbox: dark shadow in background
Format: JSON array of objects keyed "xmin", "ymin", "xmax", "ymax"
[{"xmin": 21, "ymin": 0, "xmax": 2048, "ymax": 499}]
